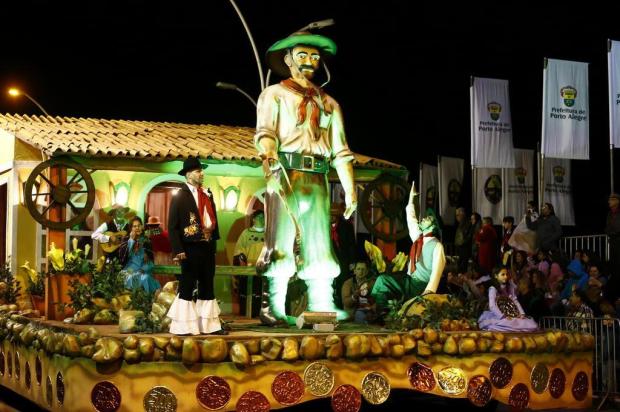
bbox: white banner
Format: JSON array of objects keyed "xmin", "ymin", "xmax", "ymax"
[
  {"xmin": 438, "ymin": 156, "xmax": 464, "ymax": 226},
  {"xmin": 609, "ymin": 40, "xmax": 620, "ymax": 146},
  {"xmin": 541, "ymin": 58, "xmax": 589, "ymax": 159},
  {"xmin": 504, "ymin": 149, "xmax": 535, "ymax": 220},
  {"xmin": 470, "ymin": 77, "xmax": 515, "ymax": 168},
  {"xmin": 543, "ymin": 157, "xmax": 575, "ymax": 226},
  {"xmin": 473, "ymin": 168, "xmax": 503, "ymax": 224},
  {"xmin": 419, "ymin": 163, "xmax": 438, "ymax": 218}
]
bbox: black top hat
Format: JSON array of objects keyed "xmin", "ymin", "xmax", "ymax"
[{"xmin": 178, "ymin": 156, "xmax": 208, "ymax": 176}]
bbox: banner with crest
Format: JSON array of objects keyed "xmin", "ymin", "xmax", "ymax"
[
  {"xmin": 438, "ymin": 156, "xmax": 464, "ymax": 226},
  {"xmin": 473, "ymin": 167, "xmax": 503, "ymax": 223},
  {"xmin": 543, "ymin": 157, "xmax": 575, "ymax": 226},
  {"xmin": 419, "ymin": 163, "xmax": 438, "ymax": 218},
  {"xmin": 470, "ymin": 77, "xmax": 515, "ymax": 168},
  {"xmin": 504, "ymin": 149, "xmax": 535, "ymax": 220},
  {"xmin": 542, "ymin": 58, "xmax": 589, "ymax": 159},
  {"xmin": 609, "ymin": 40, "xmax": 620, "ymax": 146}
]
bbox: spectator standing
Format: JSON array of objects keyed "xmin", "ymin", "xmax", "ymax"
[
  {"xmin": 526, "ymin": 202, "xmax": 561, "ymax": 253},
  {"xmin": 454, "ymin": 207, "xmax": 472, "ymax": 274},
  {"xmin": 475, "ymin": 217, "xmax": 498, "ymax": 275}
]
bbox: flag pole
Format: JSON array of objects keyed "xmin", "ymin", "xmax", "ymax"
[
  {"xmin": 419, "ymin": 163, "xmax": 423, "ymax": 217},
  {"xmin": 611, "ymin": 144, "xmax": 615, "ymax": 193},
  {"xmin": 609, "ymin": 39, "xmax": 615, "ymax": 193},
  {"xmin": 470, "ymin": 76, "xmax": 476, "ymax": 214},
  {"xmin": 538, "ymin": 142, "xmax": 544, "ymax": 210},
  {"xmin": 539, "ymin": 58, "xmax": 548, "ymax": 210}
]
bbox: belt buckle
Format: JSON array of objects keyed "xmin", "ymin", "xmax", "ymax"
[{"xmin": 302, "ymin": 155, "xmax": 315, "ymax": 170}]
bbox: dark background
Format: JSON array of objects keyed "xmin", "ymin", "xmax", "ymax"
[{"xmin": 1, "ymin": 1, "xmax": 619, "ymax": 234}]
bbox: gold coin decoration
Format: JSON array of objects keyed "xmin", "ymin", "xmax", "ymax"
[
  {"xmin": 549, "ymin": 368, "xmax": 566, "ymax": 399},
  {"xmin": 143, "ymin": 386, "xmax": 177, "ymax": 412},
  {"xmin": 437, "ymin": 367, "xmax": 467, "ymax": 395},
  {"xmin": 408, "ymin": 362, "xmax": 435, "ymax": 391},
  {"xmin": 496, "ymin": 296, "xmax": 520, "ymax": 318},
  {"xmin": 361, "ymin": 372, "xmax": 390, "ymax": 405},
  {"xmin": 530, "ymin": 363, "xmax": 549, "ymax": 394},
  {"xmin": 489, "ymin": 357, "xmax": 512, "ymax": 388},
  {"xmin": 467, "ymin": 375, "xmax": 492, "ymax": 407},
  {"xmin": 572, "ymin": 371, "xmax": 589, "ymax": 401},
  {"xmin": 303, "ymin": 362, "xmax": 335, "ymax": 397}
]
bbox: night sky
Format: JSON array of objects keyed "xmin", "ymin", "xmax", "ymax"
[{"xmin": 2, "ymin": 1, "xmax": 619, "ymax": 233}]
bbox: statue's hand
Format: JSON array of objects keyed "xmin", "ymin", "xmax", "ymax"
[
  {"xmin": 344, "ymin": 192, "xmax": 358, "ymax": 219},
  {"xmin": 260, "ymin": 151, "xmax": 280, "ymax": 178},
  {"xmin": 409, "ymin": 181, "xmax": 419, "ymax": 205}
]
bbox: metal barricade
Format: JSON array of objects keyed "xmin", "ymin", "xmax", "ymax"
[
  {"xmin": 559, "ymin": 234, "xmax": 609, "ymax": 262},
  {"xmin": 540, "ymin": 316, "xmax": 618, "ymax": 409}
]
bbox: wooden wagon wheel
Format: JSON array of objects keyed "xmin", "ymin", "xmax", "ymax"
[
  {"xmin": 359, "ymin": 173, "xmax": 411, "ymax": 242},
  {"xmin": 24, "ymin": 159, "xmax": 95, "ymax": 230}
]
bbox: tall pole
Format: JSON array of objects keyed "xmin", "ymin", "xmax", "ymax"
[
  {"xmin": 23, "ymin": 92, "xmax": 51, "ymax": 117},
  {"xmin": 471, "ymin": 166, "xmax": 476, "ymax": 214},
  {"xmin": 538, "ymin": 142, "xmax": 545, "ymax": 210},
  {"xmin": 609, "ymin": 39, "xmax": 615, "ymax": 193},
  {"xmin": 611, "ymin": 144, "xmax": 615, "ymax": 193},
  {"xmin": 227, "ymin": 0, "xmax": 265, "ymax": 91},
  {"xmin": 215, "ymin": 82, "xmax": 257, "ymax": 107},
  {"xmin": 470, "ymin": 76, "xmax": 475, "ymax": 215}
]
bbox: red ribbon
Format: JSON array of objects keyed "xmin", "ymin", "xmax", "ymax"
[
  {"xmin": 197, "ymin": 188, "xmax": 216, "ymax": 232},
  {"xmin": 281, "ymin": 78, "xmax": 325, "ymax": 138},
  {"xmin": 409, "ymin": 233, "xmax": 435, "ymax": 273}
]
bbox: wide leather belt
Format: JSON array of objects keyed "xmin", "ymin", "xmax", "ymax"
[{"xmin": 279, "ymin": 152, "xmax": 329, "ymax": 174}]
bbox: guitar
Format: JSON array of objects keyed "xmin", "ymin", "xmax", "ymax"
[{"xmin": 99, "ymin": 231, "xmax": 127, "ymax": 254}]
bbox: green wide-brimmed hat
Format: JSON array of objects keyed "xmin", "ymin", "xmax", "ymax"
[{"xmin": 266, "ymin": 32, "xmax": 337, "ymax": 78}]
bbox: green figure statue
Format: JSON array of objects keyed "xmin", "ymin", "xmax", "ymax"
[{"xmin": 255, "ymin": 32, "xmax": 357, "ymax": 325}]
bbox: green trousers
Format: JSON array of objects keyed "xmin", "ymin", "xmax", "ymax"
[{"xmin": 370, "ymin": 273, "xmax": 427, "ymax": 314}]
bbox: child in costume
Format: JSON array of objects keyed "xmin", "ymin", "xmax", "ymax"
[{"xmin": 478, "ymin": 266, "xmax": 538, "ymax": 332}]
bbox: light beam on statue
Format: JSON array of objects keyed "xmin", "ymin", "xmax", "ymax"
[{"xmin": 254, "ymin": 31, "xmax": 357, "ymax": 326}]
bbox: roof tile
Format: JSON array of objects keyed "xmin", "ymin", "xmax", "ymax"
[{"xmin": 0, "ymin": 113, "xmax": 404, "ymax": 170}]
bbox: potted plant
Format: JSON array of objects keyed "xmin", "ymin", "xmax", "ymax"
[
  {"xmin": 21, "ymin": 261, "xmax": 45, "ymax": 315},
  {"xmin": 47, "ymin": 240, "xmax": 93, "ymax": 319},
  {"xmin": 0, "ymin": 260, "xmax": 21, "ymax": 310}
]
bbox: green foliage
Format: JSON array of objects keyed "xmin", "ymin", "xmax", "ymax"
[
  {"xmin": 64, "ymin": 258, "xmax": 128, "ymax": 314},
  {"xmin": 129, "ymin": 287, "xmax": 155, "ymax": 314},
  {"xmin": 26, "ymin": 272, "xmax": 46, "ymax": 297},
  {"xmin": 67, "ymin": 278, "xmax": 94, "ymax": 312},
  {"xmin": 91, "ymin": 259, "xmax": 126, "ymax": 301},
  {"xmin": 62, "ymin": 251, "xmax": 91, "ymax": 275},
  {"xmin": 0, "ymin": 260, "xmax": 21, "ymax": 304},
  {"xmin": 386, "ymin": 294, "xmax": 483, "ymax": 331},
  {"xmin": 133, "ymin": 314, "xmax": 162, "ymax": 334},
  {"xmin": 129, "ymin": 287, "xmax": 162, "ymax": 333}
]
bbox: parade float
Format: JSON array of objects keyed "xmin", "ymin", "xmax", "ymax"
[
  {"xmin": 0, "ymin": 289, "xmax": 593, "ymax": 411},
  {"xmin": 0, "ymin": 109, "xmax": 594, "ymax": 411},
  {"xmin": 0, "ymin": 245, "xmax": 595, "ymax": 411}
]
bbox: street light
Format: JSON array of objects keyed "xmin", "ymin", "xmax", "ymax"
[
  {"xmin": 297, "ymin": 18, "xmax": 335, "ymax": 32},
  {"xmin": 8, "ymin": 88, "xmax": 51, "ymax": 116},
  {"xmin": 215, "ymin": 82, "xmax": 257, "ymax": 107},
  {"xmin": 225, "ymin": 0, "xmax": 336, "ymax": 91}
]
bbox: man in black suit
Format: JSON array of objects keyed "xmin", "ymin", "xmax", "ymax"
[{"xmin": 166, "ymin": 157, "xmax": 227, "ymax": 335}]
